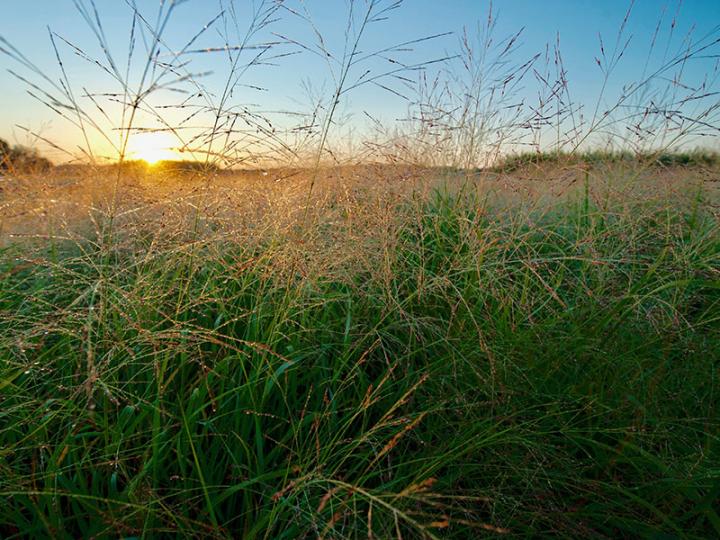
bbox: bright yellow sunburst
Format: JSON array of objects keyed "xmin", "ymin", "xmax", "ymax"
[{"xmin": 126, "ymin": 132, "xmax": 179, "ymax": 164}]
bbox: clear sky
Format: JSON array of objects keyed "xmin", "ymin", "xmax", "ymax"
[{"xmin": 1, "ymin": 0, "xmax": 719, "ymax": 163}]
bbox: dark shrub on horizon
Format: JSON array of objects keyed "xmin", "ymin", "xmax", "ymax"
[
  {"xmin": 0, "ymin": 137, "xmax": 53, "ymax": 173},
  {"xmin": 153, "ymin": 160, "xmax": 222, "ymax": 175}
]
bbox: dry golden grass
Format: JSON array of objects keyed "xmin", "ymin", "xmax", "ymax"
[{"xmin": 3, "ymin": 161, "xmax": 717, "ymax": 243}]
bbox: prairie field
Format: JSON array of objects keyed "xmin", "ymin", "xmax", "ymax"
[
  {"xmin": 2, "ymin": 160, "xmax": 719, "ymax": 538},
  {"xmin": 1, "ymin": 1, "xmax": 720, "ymax": 538}
]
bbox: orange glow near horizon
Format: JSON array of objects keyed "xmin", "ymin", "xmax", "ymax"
[{"xmin": 126, "ymin": 132, "xmax": 180, "ymax": 164}]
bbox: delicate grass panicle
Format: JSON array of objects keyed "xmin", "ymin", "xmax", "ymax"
[{"xmin": 0, "ymin": 0, "xmax": 719, "ymax": 538}]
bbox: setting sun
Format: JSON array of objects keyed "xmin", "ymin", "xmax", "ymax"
[{"xmin": 126, "ymin": 131, "xmax": 179, "ymax": 164}]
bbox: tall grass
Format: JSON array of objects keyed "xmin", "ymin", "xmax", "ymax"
[
  {"xmin": 2, "ymin": 179, "xmax": 719, "ymax": 537},
  {"xmin": 0, "ymin": 1, "xmax": 719, "ymax": 538}
]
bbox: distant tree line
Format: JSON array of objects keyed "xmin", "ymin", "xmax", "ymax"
[
  {"xmin": 492, "ymin": 149, "xmax": 720, "ymax": 172},
  {"xmin": 152, "ymin": 160, "xmax": 221, "ymax": 174},
  {"xmin": 0, "ymin": 137, "xmax": 53, "ymax": 173}
]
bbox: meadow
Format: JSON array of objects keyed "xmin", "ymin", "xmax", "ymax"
[
  {"xmin": 1, "ymin": 160, "xmax": 719, "ymax": 538},
  {"xmin": 1, "ymin": 0, "xmax": 720, "ymax": 538}
]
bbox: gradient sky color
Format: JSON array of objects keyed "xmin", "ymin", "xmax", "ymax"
[{"xmin": 1, "ymin": 0, "xmax": 719, "ymax": 162}]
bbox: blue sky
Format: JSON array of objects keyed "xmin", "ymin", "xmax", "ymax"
[{"xmin": 1, "ymin": 0, "xmax": 719, "ymax": 162}]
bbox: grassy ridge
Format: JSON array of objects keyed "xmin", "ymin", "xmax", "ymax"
[
  {"xmin": 1, "ymin": 185, "xmax": 719, "ymax": 538},
  {"xmin": 493, "ymin": 150, "xmax": 720, "ymax": 172}
]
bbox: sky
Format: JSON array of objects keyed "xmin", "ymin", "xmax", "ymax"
[{"xmin": 1, "ymin": 0, "xmax": 719, "ymax": 164}]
